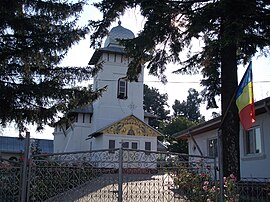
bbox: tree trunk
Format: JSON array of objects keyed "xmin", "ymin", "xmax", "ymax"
[{"xmin": 220, "ymin": 32, "xmax": 240, "ymax": 180}]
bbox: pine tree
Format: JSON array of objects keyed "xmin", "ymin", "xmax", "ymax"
[
  {"xmin": 172, "ymin": 88, "xmax": 204, "ymax": 122},
  {"xmin": 89, "ymin": 0, "xmax": 270, "ymax": 179},
  {"xmin": 0, "ymin": 0, "xmax": 103, "ymax": 132}
]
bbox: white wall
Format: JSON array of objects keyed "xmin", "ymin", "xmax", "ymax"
[
  {"xmin": 91, "ymin": 52, "xmax": 144, "ymax": 133},
  {"xmin": 187, "ymin": 130, "xmax": 219, "ymax": 180},
  {"xmin": 188, "ymin": 130, "xmax": 218, "ymax": 157},
  {"xmin": 89, "ymin": 134, "xmax": 158, "ymax": 169},
  {"xmin": 240, "ymin": 113, "xmax": 270, "ymax": 178},
  {"xmin": 93, "ymin": 134, "xmax": 157, "ymax": 151},
  {"xmin": 187, "ymin": 112, "xmax": 270, "ymax": 178},
  {"xmin": 53, "ymin": 119, "xmax": 93, "ymax": 152}
]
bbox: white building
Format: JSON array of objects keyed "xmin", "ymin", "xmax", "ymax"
[
  {"xmin": 173, "ymin": 97, "xmax": 270, "ymax": 178},
  {"xmin": 53, "ymin": 22, "xmax": 163, "ymax": 154}
]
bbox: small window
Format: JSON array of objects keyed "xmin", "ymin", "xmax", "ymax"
[
  {"xmin": 132, "ymin": 142, "xmax": 138, "ymax": 150},
  {"xmin": 109, "ymin": 140, "xmax": 115, "ymax": 153},
  {"xmin": 82, "ymin": 113, "xmax": 85, "ymax": 123},
  {"xmin": 208, "ymin": 138, "xmax": 218, "ymax": 157},
  {"xmin": 245, "ymin": 127, "xmax": 262, "ymax": 155},
  {"xmin": 117, "ymin": 78, "xmax": 127, "ymax": 99},
  {"xmin": 89, "ymin": 114, "xmax": 92, "ymax": 123},
  {"xmin": 145, "ymin": 142, "xmax": 151, "ymax": 150},
  {"xmin": 145, "ymin": 142, "xmax": 151, "ymax": 155},
  {"xmin": 90, "ymin": 141, "xmax": 92, "ymax": 151},
  {"xmin": 122, "ymin": 142, "xmax": 129, "ymax": 149}
]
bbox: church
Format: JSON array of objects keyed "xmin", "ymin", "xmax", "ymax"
[{"xmin": 53, "ymin": 22, "xmax": 164, "ymax": 153}]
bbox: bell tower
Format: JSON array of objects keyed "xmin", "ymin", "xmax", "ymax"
[{"xmin": 89, "ymin": 22, "xmax": 144, "ymax": 132}]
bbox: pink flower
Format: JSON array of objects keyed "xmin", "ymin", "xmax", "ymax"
[
  {"xmin": 204, "ymin": 181, "xmax": 209, "ymax": 185},
  {"xmin": 203, "ymin": 185, "xmax": 208, "ymax": 191},
  {"xmin": 229, "ymin": 174, "xmax": 237, "ymax": 181},
  {"xmin": 210, "ymin": 186, "xmax": 216, "ymax": 192}
]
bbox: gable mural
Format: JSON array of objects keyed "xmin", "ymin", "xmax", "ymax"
[{"xmin": 101, "ymin": 115, "xmax": 160, "ymax": 137}]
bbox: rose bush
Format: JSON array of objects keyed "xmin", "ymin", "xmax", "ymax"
[{"xmin": 173, "ymin": 168, "xmax": 237, "ymax": 201}]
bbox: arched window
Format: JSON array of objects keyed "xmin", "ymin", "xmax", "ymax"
[{"xmin": 117, "ymin": 78, "xmax": 127, "ymax": 99}]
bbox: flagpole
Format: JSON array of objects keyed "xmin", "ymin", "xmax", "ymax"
[{"xmin": 219, "ymin": 61, "xmax": 252, "ymax": 130}]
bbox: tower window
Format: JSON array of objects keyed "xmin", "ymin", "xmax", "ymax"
[
  {"xmin": 82, "ymin": 113, "xmax": 85, "ymax": 123},
  {"xmin": 117, "ymin": 78, "xmax": 127, "ymax": 99}
]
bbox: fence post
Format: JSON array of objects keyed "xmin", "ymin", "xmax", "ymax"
[
  {"xmin": 218, "ymin": 130, "xmax": 224, "ymax": 202},
  {"xmin": 214, "ymin": 156, "xmax": 218, "ymax": 202},
  {"xmin": 118, "ymin": 146, "xmax": 123, "ymax": 202},
  {"xmin": 21, "ymin": 132, "xmax": 30, "ymax": 202}
]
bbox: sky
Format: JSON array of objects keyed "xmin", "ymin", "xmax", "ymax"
[{"xmin": 1, "ymin": 1, "xmax": 270, "ymax": 140}]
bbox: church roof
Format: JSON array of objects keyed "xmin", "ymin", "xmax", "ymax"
[
  {"xmin": 173, "ymin": 96, "xmax": 270, "ymax": 140},
  {"xmin": 89, "ymin": 22, "xmax": 134, "ymax": 65},
  {"xmin": 87, "ymin": 115, "xmax": 162, "ymax": 139},
  {"xmin": 144, "ymin": 111, "xmax": 158, "ymax": 118},
  {"xmin": 104, "ymin": 21, "xmax": 135, "ymax": 47},
  {"xmin": 67, "ymin": 104, "xmax": 93, "ymax": 116},
  {"xmin": 88, "ymin": 46, "xmax": 125, "ymax": 65}
]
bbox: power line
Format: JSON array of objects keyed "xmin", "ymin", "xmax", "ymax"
[
  {"xmin": 95, "ymin": 78, "xmax": 270, "ymax": 84},
  {"xmin": 145, "ymin": 80, "xmax": 270, "ymax": 84}
]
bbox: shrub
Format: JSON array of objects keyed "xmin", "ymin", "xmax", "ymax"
[{"xmin": 173, "ymin": 168, "xmax": 237, "ymax": 202}]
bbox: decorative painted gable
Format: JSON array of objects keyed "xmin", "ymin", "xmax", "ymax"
[{"xmin": 100, "ymin": 115, "xmax": 160, "ymax": 137}]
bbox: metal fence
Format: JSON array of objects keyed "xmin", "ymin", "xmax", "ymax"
[
  {"xmin": 27, "ymin": 149, "xmax": 218, "ymax": 202},
  {"xmin": 0, "ymin": 158, "xmax": 22, "ymax": 201},
  {"xmin": 1, "ymin": 149, "xmax": 269, "ymax": 201},
  {"xmin": 237, "ymin": 178, "xmax": 270, "ymax": 201}
]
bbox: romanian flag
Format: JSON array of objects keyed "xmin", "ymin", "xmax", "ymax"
[{"xmin": 236, "ymin": 62, "xmax": 256, "ymax": 131}]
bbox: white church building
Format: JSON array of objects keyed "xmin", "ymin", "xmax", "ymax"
[{"xmin": 53, "ymin": 22, "xmax": 162, "ymax": 153}]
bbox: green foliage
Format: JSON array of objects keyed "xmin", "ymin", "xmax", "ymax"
[
  {"xmin": 30, "ymin": 140, "xmax": 42, "ymax": 155},
  {"xmin": 0, "ymin": 0, "xmax": 103, "ymax": 132},
  {"xmin": 143, "ymin": 84, "xmax": 170, "ymax": 129},
  {"xmin": 173, "ymin": 169, "xmax": 237, "ymax": 202},
  {"xmin": 160, "ymin": 116, "xmax": 196, "ymax": 153},
  {"xmin": 161, "ymin": 88, "xmax": 201, "ymax": 153},
  {"xmin": 172, "ymin": 88, "xmax": 204, "ymax": 122},
  {"xmin": 161, "ymin": 116, "xmax": 195, "ymax": 136}
]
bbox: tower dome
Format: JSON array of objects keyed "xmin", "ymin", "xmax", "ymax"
[{"xmin": 104, "ymin": 21, "xmax": 135, "ymax": 47}]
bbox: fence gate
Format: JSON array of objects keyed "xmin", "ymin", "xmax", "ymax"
[
  {"xmin": 26, "ymin": 149, "xmax": 217, "ymax": 202},
  {"xmin": 0, "ymin": 149, "xmax": 218, "ymax": 201},
  {"xmin": 2, "ymin": 148, "xmax": 270, "ymax": 201}
]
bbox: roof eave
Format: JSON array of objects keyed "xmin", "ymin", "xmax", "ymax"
[
  {"xmin": 89, "ymin": 47, "xmax": 126, "ymax": 65},
  {"xmin": 174, "ymin": 97, "xmax": 270, "ymax": 140}
]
